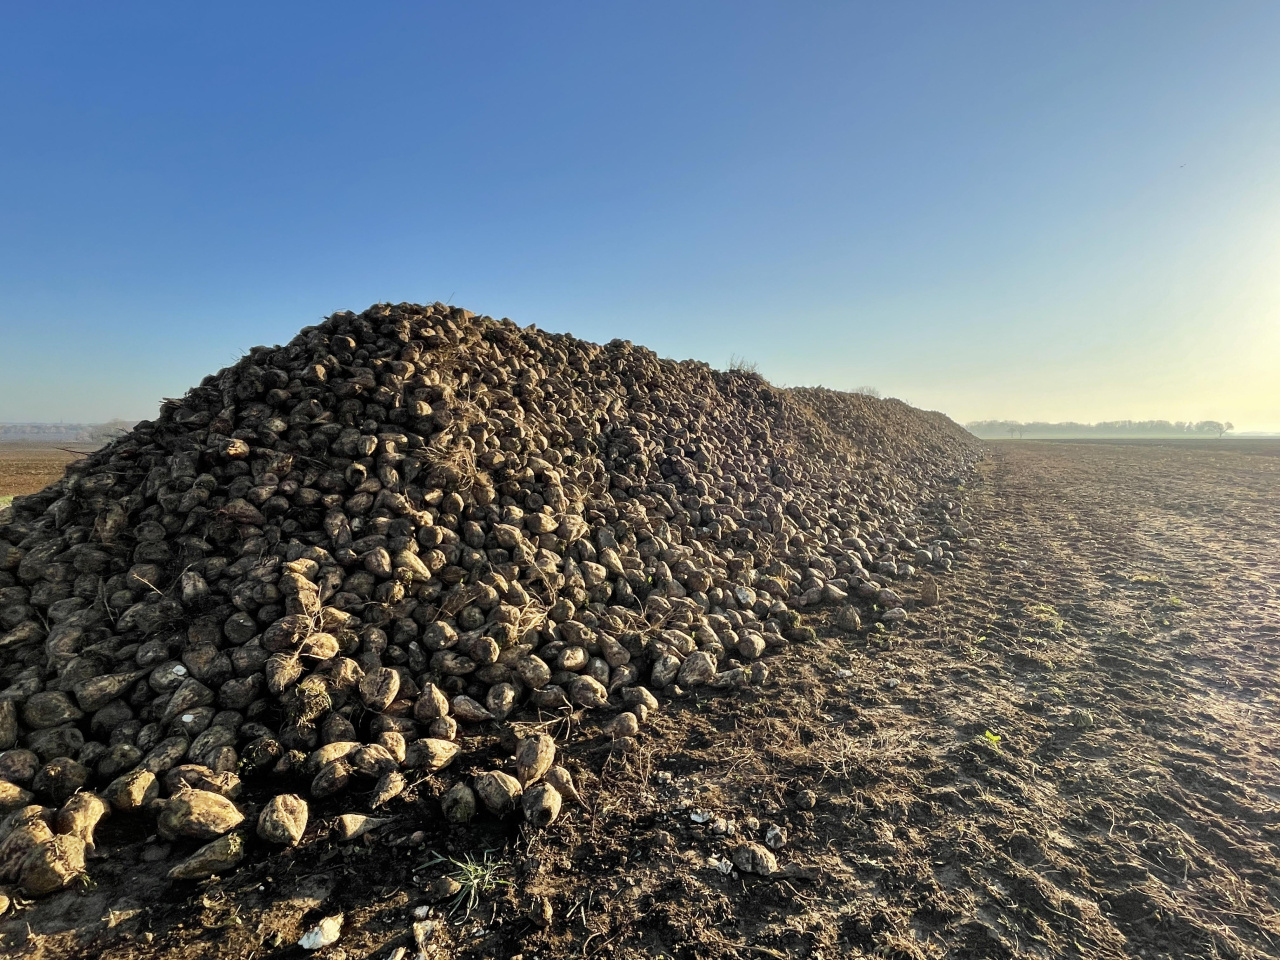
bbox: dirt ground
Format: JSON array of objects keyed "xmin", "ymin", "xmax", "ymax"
[
  {"xmin": 4, "ymin": 439, "xmax": 1279, "ymax": 960},
  {"xmin": 0, "ymin": 444, "xmax": 99, "ymax": 499}
]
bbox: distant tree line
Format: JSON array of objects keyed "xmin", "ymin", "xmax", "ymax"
[
  {"xmin": 966, "ymin": 419, "xmax": 1234, "ymax": 440},
  {"xmin": 0, "ymin": 420, "xmax": 136, "ymax": 443}
]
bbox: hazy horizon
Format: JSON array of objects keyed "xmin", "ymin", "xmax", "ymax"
[{"xmin": 2, "ymin": 4, "xmax": 1278, "ymax": 432}]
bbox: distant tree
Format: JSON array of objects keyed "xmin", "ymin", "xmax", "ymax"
[
  {"xmin": 84, "ymin": 419, "xmax": 135, "ymax": 442},
  {"xmin": 1192, "ymin": 420, "xmax": 1233, "ymax": 438}
]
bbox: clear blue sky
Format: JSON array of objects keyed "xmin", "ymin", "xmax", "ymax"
[{"xmin": 2, "ymin": 3, "xmax": 1278, "ymax": 430}]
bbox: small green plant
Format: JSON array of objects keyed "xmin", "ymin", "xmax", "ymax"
[
  {"xmin": 983, "ymin": 729, "xmax": 1002, "ymax": 750},
  {"xmin": 422, "ymin": 849, "xmax": 511, "ymax": 919},
  {"xmin": 1025, "ymin": 603, "xmax": 1065, "ymax": 632},
  {"xmin": 958, "ymin": 634, "xmax": 986, "ymax": 660},
  {"xmin": 727, "ymin": 354, "xmax": 760, "ymax": 375}
]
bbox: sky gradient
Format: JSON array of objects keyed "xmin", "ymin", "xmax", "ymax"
[{"xmin": 1, "ymin": 3, "xmax": 1278, "ymax": 431}]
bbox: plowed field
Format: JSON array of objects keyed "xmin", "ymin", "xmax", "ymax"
[{"xmin": 5, "ymin": 439, "xmax": 1279, "ymax": 960}]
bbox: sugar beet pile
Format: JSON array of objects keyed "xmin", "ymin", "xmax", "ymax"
[{"xmin": 0, "ymin": 303, "xmax": 979, "ymax": 895}]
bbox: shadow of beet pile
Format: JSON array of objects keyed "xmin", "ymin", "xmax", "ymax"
[{"xmin": 0, "ymin": 302, "xmax": 980, "ymax": 958}]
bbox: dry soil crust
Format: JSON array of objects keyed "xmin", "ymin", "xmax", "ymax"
[{"xmin": 4, "ymin": 440, "xmax": 1279, "ymax": 960}]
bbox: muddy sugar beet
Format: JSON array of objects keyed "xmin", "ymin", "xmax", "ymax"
[{"xmin": 0, "ymin": 302, "xmax": 979, "ymax": 892}]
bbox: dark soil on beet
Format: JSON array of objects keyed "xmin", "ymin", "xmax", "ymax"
[{"xmin": 5, "ymin": 439, "xmax": 1279, "ymax": 960}]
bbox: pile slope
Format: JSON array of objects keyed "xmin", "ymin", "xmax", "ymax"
[{"xmin": 0, "ymin": 302, "xmax": 979, "ymax": 897}]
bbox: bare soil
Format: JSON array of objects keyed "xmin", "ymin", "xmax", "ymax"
[
  {"xmin": 0, "ymin": 444, "xmax": 99, "ymax": 499},
  {"xmin": 4, "ymin": 439, "xmax": 1279, "ymax": 960}
]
